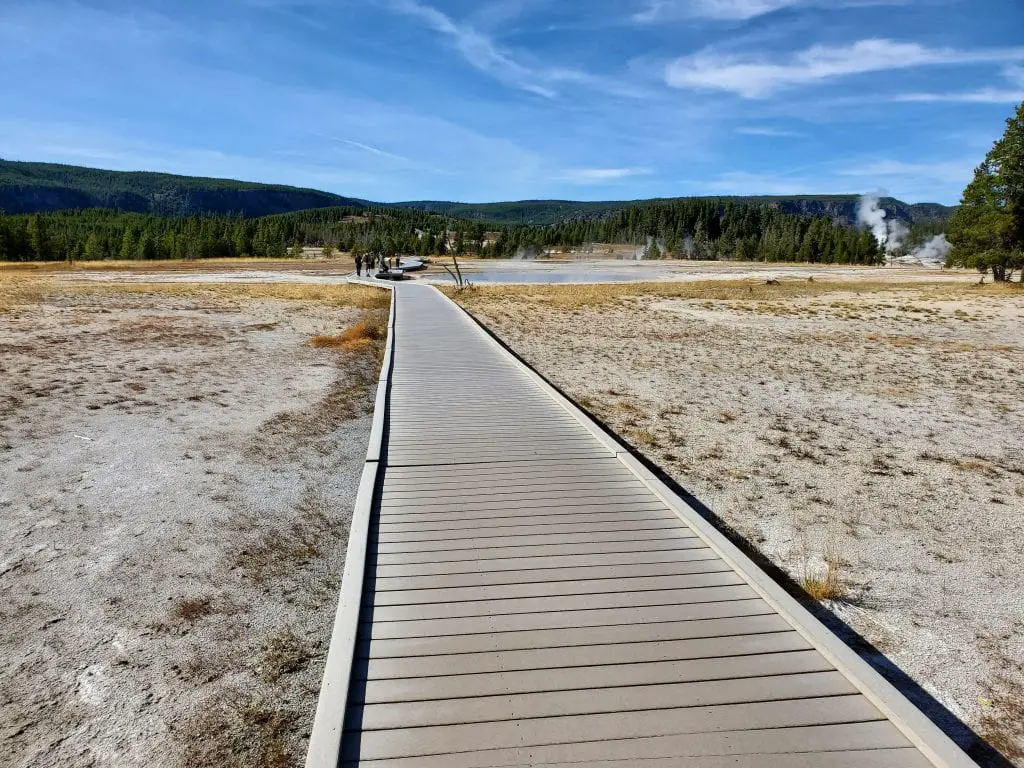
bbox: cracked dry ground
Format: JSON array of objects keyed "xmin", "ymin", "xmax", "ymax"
[
  {"xmin": 458, "ymin": 280, "xmax": 1024, "ymax": 767},
  {"xmin": 1, "ymin": 283, "xmax": 387, "ymax": 768}
]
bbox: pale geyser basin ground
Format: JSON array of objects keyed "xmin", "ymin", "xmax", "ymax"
[{"xmin": 0, "ymin": 278, "xmax": 387, "ymax": 768}]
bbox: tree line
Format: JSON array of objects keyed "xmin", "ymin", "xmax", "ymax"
[
  {"xmin": 0, "ymin": 197, "xmax": 884, "ymax": 264},
  {"xmin": 947, "ymin": 101, "xmax": 1024, "ymax": 281}
]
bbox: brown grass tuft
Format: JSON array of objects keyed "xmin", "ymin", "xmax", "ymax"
[
  {"xmin": 309, "ymin": 318, "xmax": 384, "ymax": 351},
  {"xmin": 801, "ymin": 539, "xmax": 849, "ymax": 602}
]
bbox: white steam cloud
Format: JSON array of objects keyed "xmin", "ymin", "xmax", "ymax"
[
  {"xmin": 909, "ymin": 234, "xmax": 951, "ymax": 267},
  {"xmin": 857, "ymin": 193, "xmax": 908, "ymax": 254}
]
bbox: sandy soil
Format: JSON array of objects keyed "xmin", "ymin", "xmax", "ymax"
[
  {"xmin": 457, "ymin": 279, "xmax": 1024, "ymax": 766},
  {"xmin": 0, "ymin": 280, "xmax": 386, "ymax": 767}
]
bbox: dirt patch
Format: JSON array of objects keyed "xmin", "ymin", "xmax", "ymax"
[
  {"xmin": 457, "ymin": 278, "xmax": 1024, "ymax": 765},
  {"xmin": 0, "ymin": 282, "xmax": 386, "ymax": 767}
]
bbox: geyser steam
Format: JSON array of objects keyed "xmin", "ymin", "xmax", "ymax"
[
  {"xmin": 857, "ymin": 193, "xmax": 907, "ymax": 254},
  {"xmin": 909, "ymin": 234, "xmax": 951, "ymax": 267}
]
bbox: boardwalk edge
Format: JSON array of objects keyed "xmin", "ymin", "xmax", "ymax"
[{"xmin": 305, "ymin": 280, "xmax": 395, "ymax": 768}]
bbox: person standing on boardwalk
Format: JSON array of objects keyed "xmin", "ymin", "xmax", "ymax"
[{"xmin": 354, "ymin": 252, "xmax": 363, "ymax": 276}]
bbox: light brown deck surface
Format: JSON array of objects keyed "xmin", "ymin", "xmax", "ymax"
[{"xmin": 336, "ymin": 284, "xmax": 969, "ymax": 767}]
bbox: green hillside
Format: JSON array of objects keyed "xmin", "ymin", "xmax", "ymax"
[
  {"xmin": 392, "ymin": 195, "xmax": 955, "ymax": 227},
  {"xmin": 0, "ymin": 159, "xmax": 367, "ymax": 217}
]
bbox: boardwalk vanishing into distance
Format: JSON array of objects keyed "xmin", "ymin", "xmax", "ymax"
[{"xmin": 307, "ymin": 283, "xmax": 976, "ymax": 768}]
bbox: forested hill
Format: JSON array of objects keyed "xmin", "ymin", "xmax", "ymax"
[
  {"xmin": 392, "ymin": 196, "xmax": 956, "ymax": 227},
  {"xmin": 0, "ymin": 160, "xmax": 366, "ymax": 217},
  {"xmin": 1, "ymin": 160, "xmax": 955, "ymax": 229}
]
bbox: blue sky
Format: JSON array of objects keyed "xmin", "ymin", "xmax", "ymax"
[{"xmin": 1, "ymin": 0, "xmax": 1022, "ymax": 204}]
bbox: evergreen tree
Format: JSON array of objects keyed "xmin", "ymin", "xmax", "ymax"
[
  {"xmin": 138, "ymin": 231, "xmax": 155, "ymax": 260},
  {"xmin": 120, "ymin": 228, "xmax": 136, "ymax": 260},
  {"xmin": 948, "ymin": 101, "xmax": 1024, "ymax": 281},
  {"xmin": 84, "ymin": 233, "xmax": 104, "ymax": 261},
  {"xmin": 27, "ymin": 214, "xmax": 48, "ymax": 260}
]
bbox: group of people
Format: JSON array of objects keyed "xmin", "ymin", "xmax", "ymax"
[{"xmin": 353, "ymin": 252, "xmax": 401, "ymax": 276}]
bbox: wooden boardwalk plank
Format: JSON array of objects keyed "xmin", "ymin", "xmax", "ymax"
[
  {"xmin": 359, "ymin": 627, "xmax": 809, "ymax": 675},
  {"xmin": 362, "ymin": 600, "xmax": 779, "ymax": 644},
  {"xmin": 342, "ymin": 695, "xmax": 886, "ymax": 760}
]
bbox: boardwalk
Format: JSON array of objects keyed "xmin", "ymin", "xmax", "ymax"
[{"xmin": 309, "ymin": 283, "xmax": 974, "ymax": 768}]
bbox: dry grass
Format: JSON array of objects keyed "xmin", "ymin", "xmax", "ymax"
[
  {"xmin": 231, "ymin": 488, "xmax": 347, "ymax": 585},
  {"xmin": 976, "ymin": 626, "xmax": 1024, "ymax": 762},
  {"xmin": 0, "ymin": 257, "xmax": 342, "ymax": 273},
  {"xmin": 0, "ymin": 275, "xmax": 49, "ymax": 313},
  {"xmin": 170, "ymin": 596, "xmax": 216, "ymax": 623},
  {"xmin": 800, "ymin": 538, "xmax": 849, "ymax": 602},
  {"xmin": 62, "ymin": 280, "xmax": 391, "ymax": 309},
  {"xmin": 178, "ymin": 691, "xmax": 298, "ymax": 768},
  {"xmin": 257, "ymin": 628, "xmax": 312, "ymax": 684},
  {"xmin": 310, "ymin": 317, "xmax": 385, "ymax": 351}
]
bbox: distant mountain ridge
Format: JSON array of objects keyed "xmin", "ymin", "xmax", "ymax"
[
  {"xmin": 391, "ymin": 196, "xmax": 956, "ymax": 227},
  {"xmin": 0, "ymin": 160, "xmax": 368, "ymax": 217},
  {"xmin": 0, "ymin": 160, "xmax": 955, "ymax": 226}
]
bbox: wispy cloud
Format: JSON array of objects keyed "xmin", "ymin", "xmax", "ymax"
[
  {"xmin": 1004, "ymin": 64, "xmax": 1024, "ymax": 88},
  {"xmin": 312, "ymin": 132, "xmax": 413, "ymax": 163},
  {"xmin": 636, "ymin": 0, "xmax": 798, "ymax": 22},
  {"xmin": 560, "ymin": 167, "xmax": 653, "ymax": 183},
  {"xmin": 735, "ymin": 126, "xmax": 807, "ymax": 137},
  {"xmin": 702, "ymin": 170, "xmax": 816, "ymax": 195},
  {"xmin": 383, "ymin": 0, "xmax": 557, "ymax": 97},
  {"xmin": 838, "ymin": 158, "xmax": 977, "ymax": 185},
  {"xmin": 702, "ymin": 158, "xmax": 974, "ymax": 201},
  {"xmin": 665, "ymin": 39, "xmax": 1024, "ymax": 98},
  {"xmin": 895, "ymin": 88, "xmax": 1024, "ymax": 104},
  {"xmin": 635, "ymin": 0, "xmax": 909, "ymax": 22},
  {"xmin": 381, "ymin": 0, "xmax": 636, "ymax": 100},
  {"xmin": 894, "ymin": 61, "xmax": 1024, "ymax": 103}
]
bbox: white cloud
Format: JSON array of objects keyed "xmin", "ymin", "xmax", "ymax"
[
  {"xmin": 735, "ymin": 126, "xmax": 807, "ymax": 137},
  {"xmin": 560, "ymin": 167, "xmax": 653, "ymax": 183},
  {"xmin": 895, "ymin": 88, "xmax": 1024, "ymax": 104},
  {"xmin": 665, "ymin": 39, "xmax": 1024, "ymax": 98}
]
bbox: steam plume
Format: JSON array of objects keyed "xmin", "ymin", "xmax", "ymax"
[
  {"xmin": 909, "ymin": 234, "xmax": 951, "ymax": 267},
  {"xmin": 857, "ymin": 193, "xmax": 907, "ymax": 254}
]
